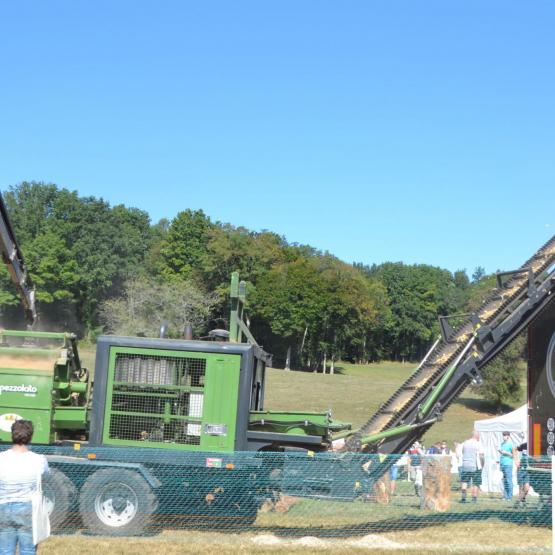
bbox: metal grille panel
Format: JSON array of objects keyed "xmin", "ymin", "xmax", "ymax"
[
  {"xmin": 114, "ymin": 353, "xmax": 206, "ymax": 386},
  {"xmin": 107, "ymin": 352, "xmax": 206, "ymax": 446}
]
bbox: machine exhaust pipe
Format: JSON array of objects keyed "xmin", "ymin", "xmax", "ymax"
[{"xmin": 183, "ymin": 323, "xmax": 193, "ymax": 340}]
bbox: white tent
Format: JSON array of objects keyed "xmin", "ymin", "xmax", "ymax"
[{"xmin": 474, "ymin": 405, "xmax": 527, "ymax": 494}]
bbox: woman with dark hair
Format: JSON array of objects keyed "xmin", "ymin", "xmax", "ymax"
[{"xmin": 0, "ymin": 419, "xmax": 49, "ymax": 555}]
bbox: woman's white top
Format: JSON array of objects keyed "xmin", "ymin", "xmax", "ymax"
[{"xmin": 0, "ymin": 449, "xmax": 49, "ymax": 504}]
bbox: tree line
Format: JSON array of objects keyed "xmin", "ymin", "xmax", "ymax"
[{"xmin": 0, "ymin": 182, "xmax": 523, "ymax": 407}]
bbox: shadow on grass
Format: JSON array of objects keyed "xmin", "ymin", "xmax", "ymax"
[
  {"xmin": 326, "ymin": 365, "xmax": 346, "ymax": 375},
  {"xmin": 456, "ymin": 396, "xmax": 513, "ymax": 415},
  {"xmin": 254, "ymin": 508, "xmax": 551, "ymax": 539},
  {"xmin": 275, "ymin": 365, "xmax": 349, "ymax": 375},
  {"xmin": 54, "ymin": 508, "xmax": 550, "ymax": 540}
]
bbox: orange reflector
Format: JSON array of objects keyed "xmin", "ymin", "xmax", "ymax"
[
  {"xmin": 87, "ymin": 453, "xmax": 97, "ymax": 460},
  {"xmin": 226, "ymin": 463, "xmax": 235, "ymax": 470},
  {"xmin": 533, "ymin": 423, "xmax": 542, "ymax": 457}
]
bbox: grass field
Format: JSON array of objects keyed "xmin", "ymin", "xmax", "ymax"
[
  {"xmin": 264, "ymin": 360, "xmax": 524, "ymax": 448},
  {"xmin": 45, "ymin": 354, "xmax": 542, "ymax": 553},
  {"xmin": 40, "ymin": 521, "xmax": 551, "ymax": 555}
]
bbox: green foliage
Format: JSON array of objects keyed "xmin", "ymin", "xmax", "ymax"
[
  {"xmin": 251, "ymin": 255, "xmax": 387, "ymax": 368},
  {"xmin": 465, "ymin": 273, "xmax": 497, "ymax": 313},
  {"xmin": 463, "ymin": 270, "xmax": 526, "ymax": 408},
  {"xmin": 471, "ymin": 334, "xmax": 525, "ymax": 410},
  {"xmin": 0, "ymin": 178, "xmax": 527, "ymax": 426},
  {"xmin": 24, "ymin": 230, "xmax": 79, "ymax": 303},
  {"xmin": 145, "ymin": 218, "xmax": 170, "ymax": 274},
  {"xmin": 199, "ymin": 226, "xmax": 286, "ymax": 295},
  {"xmin": 252, "ymin": 256, "xmax": 327, "ymax": 338},
  {"xmin": 360, "ymin": 263, "xmax": 466, "ymax": 361},
  {"xmin": 100, "ymin": 276, "xmax": 216, "ymax": 338},
  {"xmin": 159, "ymin": 209, "xmax": 213, "ymax": 281},
  {"xmin": 1, "ymin": 182, "xmax": 151, "ymax": 332},
  {"xmin": 472, "ymin": 266, "xmax": 486, "ymax": 282}
]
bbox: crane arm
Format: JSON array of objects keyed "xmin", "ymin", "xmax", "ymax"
[{"xmin": 0, "ymin": 193, "xmax": 37, "ymax": 326}]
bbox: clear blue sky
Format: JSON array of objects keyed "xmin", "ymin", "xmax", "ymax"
[{"xmin": 1, "ymin": 2, "xmax": 554, "ymax": 275}]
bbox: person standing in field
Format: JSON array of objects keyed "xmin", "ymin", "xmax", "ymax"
[
  {"xmin": 515, "ymin": 442, "xmax": 530, "ymax": 507},
  {"xmin": 0, "ymin": 420, "xmax": 49, "ymax": 555},
  {"xmin": 454, "ymin": 441, "xmax": 463, "ymax": 485},
  {"xmin": 407, "ymin": 441, "xmax": 424, "ymax": 497},
  {"xmin": 389, "ymin": 453, "xmax": 408, "ymax": 496},
  {"xmin": 460, "ymin": 430, "xmax": 484, "ymax": 503},
  {"xmin": 499, "ymin": 431, "xmax": 516, "ymax": 501}
]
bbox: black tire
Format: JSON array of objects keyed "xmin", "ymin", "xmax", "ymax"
[
  {"xmin": 43, "ymin": 468, "xmax": 77, "ymax": 530},
  {"xmin": 79, "ymin": 469, "xmax": 157, "ymax": 536}
]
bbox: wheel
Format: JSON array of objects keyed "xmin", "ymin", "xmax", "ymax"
[
  {"xmin": 79, "ymin": 469, "xmax": 157, "ymax": 536},
  {"xmin": 43, "ymin": 468, "xmax": 77, "ymax": 530}
]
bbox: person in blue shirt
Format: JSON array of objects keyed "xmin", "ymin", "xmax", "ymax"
[
  {"xmin": 499, "ymin": 431, "xmax": 516, "ymax": 501},
  {"xmin": 515, "ymin": 442, "xmax": 530, "ymax": 507}
]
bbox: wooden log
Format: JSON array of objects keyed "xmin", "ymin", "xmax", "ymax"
[
  {"xmin": 374, "ymin": 475, "xmax": 391, "ymax": 504},
  {"xmin": 421, "ymin": 455, "xmax": 452, "ymax": 511}
]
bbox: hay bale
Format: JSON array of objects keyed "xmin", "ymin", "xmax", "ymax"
[{"xmin": 421, "ymin": 455, "xmax": 451, "ymax": 511}]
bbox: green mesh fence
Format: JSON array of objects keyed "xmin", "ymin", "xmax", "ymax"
[{"xmin": 1, "ymin": 447, "xmax": 552, "ymax": 552}]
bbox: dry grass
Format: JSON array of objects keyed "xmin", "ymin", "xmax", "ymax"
[{"xmin": 40, "ymin": 519, "xmax": 551, "ymax": 555}]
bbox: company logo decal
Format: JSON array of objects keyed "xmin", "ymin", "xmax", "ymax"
[
  {"xmin": 0, "ymin": 413, "xmax": 23, "ymax": 433},
  {"xmin": 0, "ymin": 384, "xmax": 38, "ymax": 396}
]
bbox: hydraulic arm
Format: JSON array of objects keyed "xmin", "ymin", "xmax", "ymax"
[
  {"xmin": 0, "ymin": 193, "xmax": 37, "ymax": 326},
  {"xmin": 345, "ymin": 234, "xmax": 555, "ymax": 455}
]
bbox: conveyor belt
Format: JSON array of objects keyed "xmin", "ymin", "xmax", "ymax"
[{"xmin": 345, "ymin": 234, "xmax": 555, "ymax": 453}]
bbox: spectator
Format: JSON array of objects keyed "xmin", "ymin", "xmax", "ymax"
[
  {"xmin": 389, "ymin": 454, "xmax": 407, "ymax": 496},
  {"xmin": 460, "ymin": 430, "xmax": 484, "ymax": 503},
  {"xmin": 408, "ymin": 441, "xmax": 424, "ymax": 497},
  {"xmin": 454, "ymin": 441, "xmax": 463, "ymax": 483},
  {"xmin": 515, "ymin": 442, "xmax": 530, "ymax": 507},
  {"xmin": 440, "ymin": 440, "xmax": 451, "ymax": 455},
  {"xmin": 499, "ymin": 431, "xmax": 516, "ymax": 501},
  {"xmin": 0, "ymin": 420, "xmax": 49, "ymax": 555},
  {"xmin": 427, "ymin": 442, "xmax": 442, "ymax": 455}
]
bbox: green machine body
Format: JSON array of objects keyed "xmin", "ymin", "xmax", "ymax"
[
  {"xmin": 0, "ymin": 330, "xmax": 90, "ymax": 444},
  {"xmin": 88, "ymin": 334, "xmax": 349, "ymax": 453}
]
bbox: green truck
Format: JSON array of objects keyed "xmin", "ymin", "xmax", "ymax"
[
  {"xmin": 0, "ymin": 313, "xmax": 356, "ymax": 535},
  {"xmin": 0, "ymin": 291, "xmax": 355, "ymax": 536},
  {"xmin": 0, "ymin": 194, "xmax": 354, "ymax": 534}
]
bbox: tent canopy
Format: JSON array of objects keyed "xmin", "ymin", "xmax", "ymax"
[
  {"xmin": 473, "ymin": 405, "xmax": 528, "ymax": 494},
  {"xmin": 474, "ymin": 404, "xmax": 527, "ymax": 434}
]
